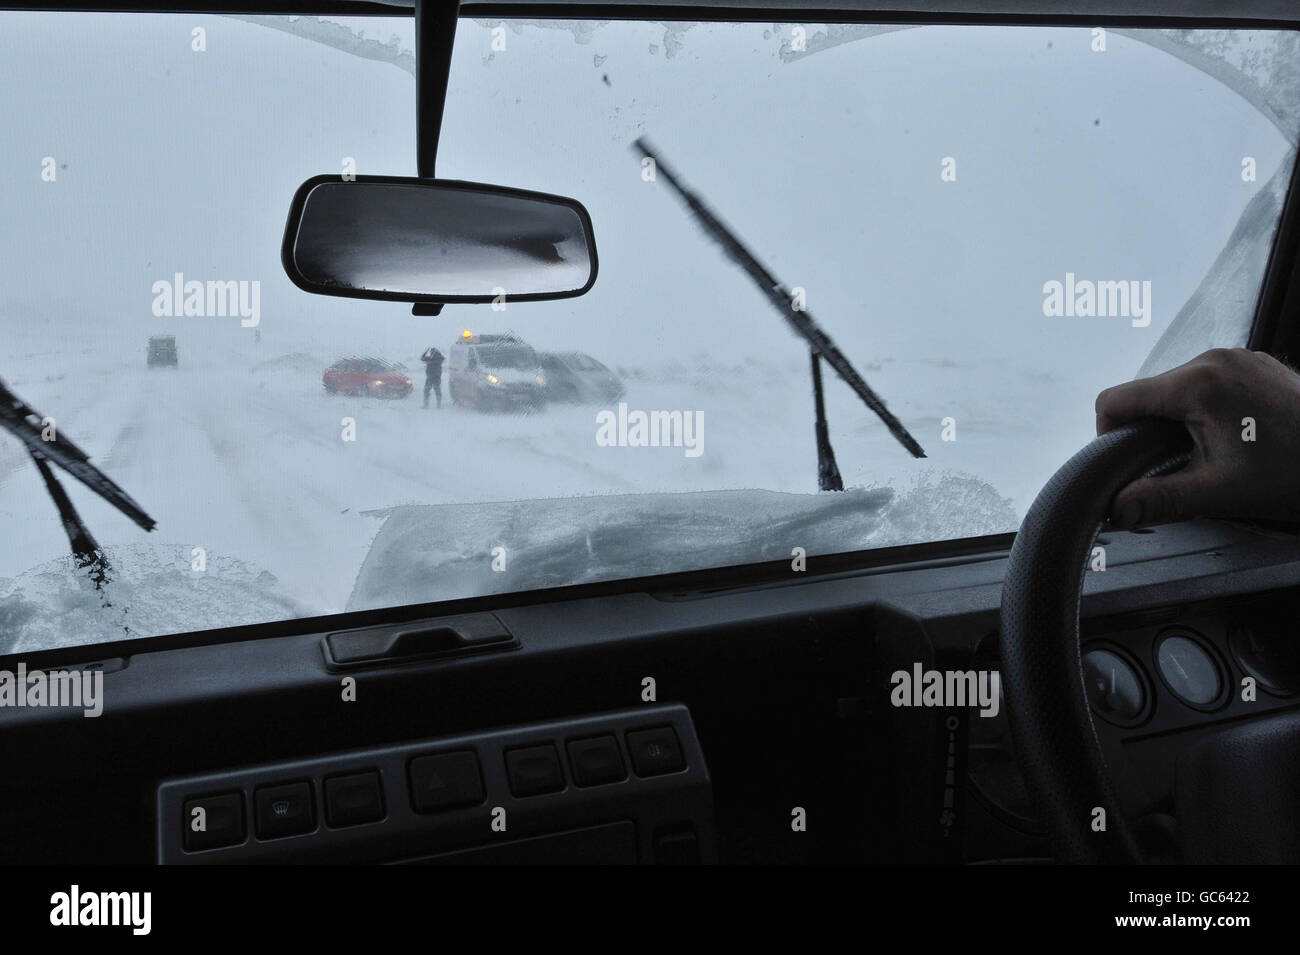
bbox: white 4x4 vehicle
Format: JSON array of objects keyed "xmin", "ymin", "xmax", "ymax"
[{"xmin": 447, "ymin": 332, "xmax": 548, "ymax": 412}]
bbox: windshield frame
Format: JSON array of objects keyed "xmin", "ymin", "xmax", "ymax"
[{"xmin": 5, "ymin": 3, "xmax": 1300, "ymax": 664}]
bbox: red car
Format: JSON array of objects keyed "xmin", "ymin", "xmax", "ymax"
[{"xmin": 322, "ymin": 357, "xmax": 414, "ymax": 398}]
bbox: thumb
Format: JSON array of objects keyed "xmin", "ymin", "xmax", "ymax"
[{"xmin": 1111, "ymin": 469, "xmax": 1210, "ymax": 529}]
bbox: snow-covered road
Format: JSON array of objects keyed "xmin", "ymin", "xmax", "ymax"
[{"xmin": 0, "ymin": 318, "xmax": 1074, "ymax": 652}]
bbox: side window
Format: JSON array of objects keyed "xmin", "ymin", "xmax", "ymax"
[{"xmin": 468, "ymin": 351, "xmax": 478, "ymax": 370}]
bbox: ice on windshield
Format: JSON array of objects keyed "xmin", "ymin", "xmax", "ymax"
[{"xmin": 1, "ymin": 15, "xmax": 1297, "ymax": 651}]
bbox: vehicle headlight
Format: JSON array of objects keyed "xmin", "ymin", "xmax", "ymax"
[
  {"xmin": 535, "ymin": 375, "xmax": 547, "ymax": 386},
  {"xmin": 486, "ymin": 374, "xmax": 500, "ymax": 385}
]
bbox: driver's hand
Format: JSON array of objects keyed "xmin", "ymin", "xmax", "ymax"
[{"xmin": 1095, "ymin": 348, "xmax": 1300, "ymax": 528}]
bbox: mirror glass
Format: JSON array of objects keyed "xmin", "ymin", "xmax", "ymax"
[{"xmin": 283, "ymin": 177, "xmax": 597, "ymax": 302}]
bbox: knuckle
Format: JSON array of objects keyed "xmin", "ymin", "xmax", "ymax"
[
  {"xmin": 1249, "ymin": 349, "xmax": 1284, "ymax": 376},
  {"xmin": 1189, "ymin": 361, "xmax": 1224, "ymax": 394}
]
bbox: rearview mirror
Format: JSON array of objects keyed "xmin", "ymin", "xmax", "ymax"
[{"xmin": 281, "ymin": 175, "xmax": 597, "ymax": 304}]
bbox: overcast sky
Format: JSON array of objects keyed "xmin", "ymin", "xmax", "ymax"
[{"xmin": 0, "ymin": 15, "xmax": 1291, "ymax": 383}]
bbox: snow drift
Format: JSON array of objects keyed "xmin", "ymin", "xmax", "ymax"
[{"xmin": 347, "ymin": 478, "xmax": 1017, "ymax": 612}]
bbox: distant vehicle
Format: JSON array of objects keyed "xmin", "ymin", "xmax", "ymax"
[
  {"xmin": 146, "ymin": 335, "xmax": 178, "ymax": 368},
  {"xmin": 538, "ymin": 351, "xmax": 625, "ymax": 404},
  {"xmin": 448, "ymin": 331, "xmax": 548, "ymax": 411},
  {"xmin": 322, "ymin": 357, "xmax": 414, "ymax": 398}
]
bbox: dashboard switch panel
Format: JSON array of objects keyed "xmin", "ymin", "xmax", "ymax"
[{"xmin": 158, "ymin": 704, "xmax": 713, "ymax": 864}]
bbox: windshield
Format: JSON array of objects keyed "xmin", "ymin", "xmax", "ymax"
[{"xmin": 2, "ymin": 13, "xmax": 1299, "ymax": 652}]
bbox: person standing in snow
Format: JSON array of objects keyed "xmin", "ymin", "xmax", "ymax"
[{"xmin": 421, "ymin": 346, "xmax": 444, "ymax": 409}]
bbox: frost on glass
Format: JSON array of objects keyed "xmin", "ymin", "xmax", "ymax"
[
  {"xmin": 1138, "ymin": 154, "xmax": 1294, "ymax": 377},
  {"xmin": 1138, "ymin": 31, "xmax": 1300, "ymax": 376}
]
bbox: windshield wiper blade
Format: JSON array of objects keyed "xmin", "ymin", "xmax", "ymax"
[
  {"xmin": 631, "ymin": 137, "xmax": 926, "ymax": 459},
  {"xmin": 0, "ymin": 378, "xmax": 156, "ymax": 531},
  {"xmin": 30, "ymin": 450, "xmax": 112, "ymax": 585}
]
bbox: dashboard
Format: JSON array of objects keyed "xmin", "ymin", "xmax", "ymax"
[
  {"xmin": 2, "ymin": 517, "xmax": 1299, "ymax": 864},
  {"xmin": 966, "ymin": 590, "xmax": 1300, "ymax": 859}
]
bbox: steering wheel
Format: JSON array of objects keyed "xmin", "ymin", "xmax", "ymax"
[{"xmin": 998, "ymin": 418, "xmax": 1192, "ymax": 864}]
